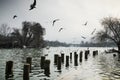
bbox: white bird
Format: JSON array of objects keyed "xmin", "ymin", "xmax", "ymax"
[
  {"xmin": 83, "ymin": 21, "xmax": 88, "ymax": 26},
  {"xmin": 52, "ymin": 19, "xmax": 60, "ymax": 26},
  {"xmin": 58, "ymin": 28, "xmax": 63, "ymax": 32}
]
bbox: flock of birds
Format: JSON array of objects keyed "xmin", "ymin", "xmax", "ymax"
[{"xmin": 12, "ymin": 0, "xmax": 96, "ymax": 40}]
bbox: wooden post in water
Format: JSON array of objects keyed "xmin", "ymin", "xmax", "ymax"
[
  {"xmin": 44, "ymin": 60, "xmax": 50, "ymax": 77},
  {"xmin": 61, "ymin": 53, "xmax": 64, "ymax": 63},
  {"xmin": 93, "ymin": 50, "xmax": 98, "ymax": 57},
  {"xmin": 54, "ymin": 54, "xmax": 58, "ymax": 65},
  {"xmin": 74, "ymin": 52, "xmax": 78, "ymax": 66},
  {"xmin": 5, "ymin": 61, "xmax": 13, "ymax": 78},
  {"xmin": 85, "ymin": 50, "xmax": 89, "ymax": 60},
  {"xmin": 79, "ymin": 51, "xmax": 83, "ymax": 62},
  {"xmin": 26, "ymin": 57, "xmax": 32, "ymax": 72},
  {"xmin": 57, "ymin": 56, "xmax": 61, "ymax": 70},
  {"xmin": 93, "ymin": 51, "xmax": 96, "ymax": 57},
  {"xmin": 40, "ymin": 56, "xmax": 45, "ymax": 69},
  {"xmin": 23, "ymin": 63, "xmax": 30, "ymax": 80},
  {"xmin": 66, "ymin": 56, "xmax": 69, "ymax": 67},
  {"xmin": 70, "ymin": 52, "xmax": 72, "ymax": 63},
  {"xmin": 70, "ymin": 52, "xmax": 72, "ymax": 60}
]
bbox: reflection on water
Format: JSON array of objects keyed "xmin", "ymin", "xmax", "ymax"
[{"xmin": 0, "ymin": 47, "xmax": 120, "ymax": 80}]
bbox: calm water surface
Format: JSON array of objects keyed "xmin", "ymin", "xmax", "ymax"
[{"xmin": 0, "ymin": 47, "xmax": 120, "ymax": 80}]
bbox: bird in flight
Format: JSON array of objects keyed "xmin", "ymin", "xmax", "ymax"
[
  {"xmin": 58, "ymin": 28, "xmax": 64, "ymax": 32},
  {"xmin": 52, "ymin": 19, "xmax": 60, "ymax": 26},
  {"xmin": 81, "ymin": 36, "xmax": 86, "ymax": 39},
  {"xmin": 13, "ymin": 15, "xmax": 17, "ymax": 19},
  {"xmin": 91, "ymin": 28, "xmax": 96, "ymax": 35},
  {"xmin": 83, "ymin": 21, "xmax": 88, "ymax": 26},
  {"xmin": 29, "ymin": 0, "xmax": 36, "ymax": 10}
]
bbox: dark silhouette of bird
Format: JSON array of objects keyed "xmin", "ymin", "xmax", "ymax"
[
  {"xmin": 52, "ymin": 19, "xmax": 60, "ymax": 26},
  {"xmin": 13, "ymin": 15, "xmax": 17, "ymax": 19},
  {"xmin": 83, "ymin": 21, "xmax": 88, "ymax": 26},
  {"xmin": 29, "ymin": 0, "xmax": 36, "ymax": 10},
  {"xmin": 58, "ymin": 28, "xmax": 63, "ymax": 32},
  {"xmin": 91, "ymin": 28, "xmax": 96, "ymax": 35},
  {"xmin": 81, "ymin": 36, "xmax": 86, "ymax": 39}
]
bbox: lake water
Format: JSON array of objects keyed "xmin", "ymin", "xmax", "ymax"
[{"xmin": 0, "ymin": 47, "xmax": 120, "ymax": 80}]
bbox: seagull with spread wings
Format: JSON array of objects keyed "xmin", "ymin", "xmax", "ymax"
[
  {"xmin": 29, "ymin": 0, "xmax": 36, "ymax": 10},
  {"xmin": 13, "ymin": 15, "xmax": 17, "ymax": 19},
  {"xmin": 58, "ymin": 28, "xmax": 64, "ymax": 32},
  {"xmin": 52, "ymin": 19, "xmax": 60, "ymax": 26}
]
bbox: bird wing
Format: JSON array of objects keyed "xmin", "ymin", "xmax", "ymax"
[
  {"xmin": 52, "ymin": 19, "xmax": 60, "ymax": 26},
  {"xmin": 81, "ymin": 36, "xmax": 86, "ymax": 39},
  {"xmin": 91, "ymin": 28, "xmax": 96, "ymax": 35},
  {"xmin": 55, "ymin": 19, "xmax": 60, "ymax": 21},
  {"xmin": 58, "ymin": 28, "xmax": 63, "ymax": 32},
  {"xmin": 13, "ymin": 15, "xmax": 17, "ymax": 19},
  {"xmin": 85, "ymin": 22, "xmax": 87, "ymax": 25},
  {"xmin": 33, "ymin": 0, "xmax": 36, "ymax": 6}
]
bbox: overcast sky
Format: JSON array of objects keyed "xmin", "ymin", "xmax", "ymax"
[{"xmin": 0, "ymin": 0, "xmax": 120, "ymax": 43}]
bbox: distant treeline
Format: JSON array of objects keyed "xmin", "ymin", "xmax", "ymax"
[
  {"xmin": 45, "ymin": 40, "xmax": 117, "ymax": 47},
  {"xmin": 0, "ymin": 21, "xmax": 45, "ymax": 48},
  {"xmin": 45, "ymin": 40, "xmax": 70, "ymax": 47}
]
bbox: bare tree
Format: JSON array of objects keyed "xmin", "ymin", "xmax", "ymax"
[
  {"xmin": 95, "ymin": 17, "xmax": 120, "ymax": 59},
  {"xmin": 0, "ymin": 24, "xmax": 12, "ymax": 37}
]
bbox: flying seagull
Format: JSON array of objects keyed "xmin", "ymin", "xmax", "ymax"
[
  {"xmin": 91, "ymin": 28, "xmax": 96, "ymax": 35},
  {"xmin": 52, "ymin": 19, "xmax": 60, "ymax": 26},
  {"xmin": 58, "ymin": 28, "xmax": 63, "ymax": 32},
  {"xmin": 81, "ymin": 36, "xmax": 86, "ymax": 39},
  {"xmin": 83, "ymin": 21, "xmax": 88, "ymax": 26},
  {"xmin": 13, "ymin": 15, "xmax": 17, "ymax": 19},
  {"xmin": 29, "ymin": 0, "xmax": 36, "ymax": 10}
]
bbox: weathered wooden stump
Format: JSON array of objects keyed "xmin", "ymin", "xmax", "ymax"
[
  {"xmin": 23, "ymin": 63, "xmax": 30, "ymax": 80},
  {"xmin": 40, "ymin": 56, "xmax": 46, "ymax": 69},
  {"xmin": 26, "ymin": 57, "xmax": 32, "ymax": 72},
  {"xmin": 66, "ymin": 56, "xmax": 69, "ymax": 67},
  {"xmin": 54, "ymin": 54, "xmax": 58, "ymax": 65},
  {"xmin": 113, "ymin": 54, "xmax": 116, "ymax": 57},
  {"xmin": 85, "ymin": 50, "xmax": 89, "ymax": 60},
  {"xmin": 44, "ymin": 60, "xmax": 50, "ymax": 77},
  {"xmin": 57, "ymin": 56, "xmax": 61, "ymax": 70},
  {"xmin": 61, "ymin": 53, "xmax": 64, "ymax": 63},
  {"xmin": 74, "ymin": 52, "xmax": 78, "ymax": 66},
  {"xmin": 79, "ymin": 51, "xmax": 83, "ymax": 62},
  {"xmin": 70, "ymin": 52, "xmax": 72, "ymax": 60},
  {"xmin": 70, "ymin": 52, "xmax": 72, "ymax": 63},
  {"xmin": 93, "ymin": 50, "xmax": 98, "ymax": 57},
  {"xmin": 5, "ymin": 61, "xmax": 13, "ymax": 78}
]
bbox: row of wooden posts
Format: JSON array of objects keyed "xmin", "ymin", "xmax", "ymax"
[
  {"xmin": 54, "ymin": 50, "xmax": 98, "ymax": 70},
  {"xmin": 5, "ymin": 56, "xmax": 50, "ymax": 80},
  {"xmin": 5, "ymin": 50, "xmax": 98, "ymax": 80}
]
